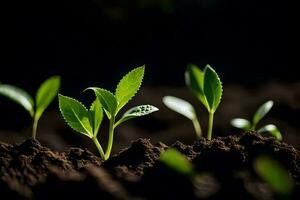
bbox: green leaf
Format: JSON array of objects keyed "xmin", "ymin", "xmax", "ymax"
[
  {"xmin": 89, "ymin": 100, "xmax": 103, "ymax": 137},
  {"xmin": 185, "ymin": 64, "xmax": 209, "ymax": 109},
  {"xmin": 160, "ymin": 149, "xmax": 194, "ymax": 177},
  {"xmin": 35, "ymin": 76, "xmax": 60, "ymax": 120},
  {"xmin": 254, "ymin": 156, "xmax": 294, "ymax": 195},
  {"xmin": 231, "ymin": 118, "xmax": 251, "ymax": 130},
  {"xmin": 115, "ymin": 104, "xmax": 158, "ymax": 127},
  {"xmin": 162, "ymin": 96, "xmax": 196, "ymax": 120},
  {"xmin": 87, "ymin": 87, "xmax": 118, "ymax": 119},
  {"xmin": 252, "ymin": 100, "xmax": 274, "ymax": 126},
  {"xmin": 0, "ymin": 84, "xmax": 34, "ymax": 116},
  {"xmin": 58, "ymin": 94, "xmax": 93, "ymax": 137},
  {"xmin": 258, "ymin": 124, "xmax": 282, "ymax": 141},
  {"xmin": 203, "ymin": 65, "xmax": 223, "ymax": 113},
  {"xmin": 115, "ymin": 66, "xmax": 145, "ymax": 112}
]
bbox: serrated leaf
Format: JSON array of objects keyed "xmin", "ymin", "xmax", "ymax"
[
  {"xmin": 163, "ymin": 96, "xmax": 196, "ymax": 120},
  {"xmin": 87, "ymin": 87, "xmax": 117, "ymax": 119},
  {"xmin": 203, "ymin": 65, "xmax": 223, "ymax": 113},
  {"xmin": 160, "ymin": 149, "xmax": 194, "ymax": 177},
  {"xmin": 89, "ymin": 99, "xmax": 103, "ymax": 137},
  {"xmin": 254, "ymin": 156, "xmax": 294, "ymax": 195},
  {"xmin": 253, "ymin": 100, "xmax": 274, "ymax": 126},
  {"xmin": 115, "ymin": 66, "xmax": 145, "ymax": 113},
  {"xmin": 258, "ymin": 124, "xmax": 282, "ymax": 141},
  {"xmin": 58, "ymin": 94, "xmax": 93, "ymax": 137},
  {"xmin": 115, "ymin": 104, "xmax": 158, "ymax": 127},
  {"xmin": 231, "ymin": 118, "xmax": 251, "ymax": 130},
  {"xmin": 35, "ymin": 76, "xmax": 60, "ymax": 120},
  {"xmin": 0, "ymin": 84, "xmax": 34, "ymax": 116},
  {"xmin": 185, "ymin": 64, "xmax": 209, "ymax": 109}
]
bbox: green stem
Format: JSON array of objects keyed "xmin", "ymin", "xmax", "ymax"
[
  {"xmin": 32, "ymin": 118, "xmax": 38, "ymax": 139},
  {"xmin": 192, "ymin": 118, "xmax": 202, "ymax": 139},
  {"xmin": 104, "ymin": 116, "xmax": 115, "ymax": 160},
  {"xmin": 207, "ymin": 112, "xmax": 214, "ymax": 140},
  {"xmin": 93, "ymin": 137, "xmax": 105, "ymax": 160}
]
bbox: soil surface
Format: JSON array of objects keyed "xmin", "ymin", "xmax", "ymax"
[{"xmin": 0, "ymin": 132, "xmax": 299, "ymax": 199}]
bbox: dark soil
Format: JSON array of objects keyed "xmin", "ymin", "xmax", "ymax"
[{"xmin": 1, "ymin": 132, "xmax": 299, "ymax": 199}]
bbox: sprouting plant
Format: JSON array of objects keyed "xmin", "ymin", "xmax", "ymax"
[
  {"xmin": 163, "ymin": 64, "xmax": 223, "ymax": 140},
  {"xmin": 0, "ymin": 76, "xmax": 60, "ymax": 139},
  {"xmin": 160, "ymin": 148, "xmax": 195, "ymax": 178},
  {"xmin": 254, "ymin": 156, "xmax": 294, "ymax": 196},
  {"xmin": 231, "ymin": 100, "xmax": 282, "ymax": 140},
  {"xmin": 59, "ymin": 66, "xmax": 158, "ymax": 160}
]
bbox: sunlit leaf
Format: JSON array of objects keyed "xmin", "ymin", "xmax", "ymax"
[
  {"xmin": 253, "ymin": 100, "xmax": 274, "ymax": 126},
  {"xmin": 115, "ymin": 104, "xmax": 158, "ymax": 127},
  {"xmin": 258, "ymin": 124, "xmax": 282, "ymax": 141},
  {"xmin": 115, "ymin": 66, "xmax": 145, "ymax": 113},
  {"xmin": 58, "ymin": 94, "xmax": 93, "ymax": 137},
  {"xmin": 0, "ymin": 84, "xmax": 34, "ymax": 116},
  {"xmin": 35, "ymin": 76, "xmax": 60, "ymax": 120},
  {"xmin": 231, "ymin": 118, "xmax": 251, "ymax": 130}
]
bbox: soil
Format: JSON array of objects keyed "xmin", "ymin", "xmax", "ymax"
[{"xmin": 0, "ymin": 131, "xmax": 299, "ymax": 200}]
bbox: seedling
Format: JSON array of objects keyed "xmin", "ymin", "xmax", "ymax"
[
  {"xmin": 254, "ymin": 156, "xmax": 294, "ymax": 196},
  {"xmin": 160, "ymin": 148, "xmax": 195, "ymax": 178},
  {"xmin": 0, "ymin": 76, "xmax": 60, "ymax": 139},
  {"xmin": 231, "ymin": 100, "xmax": 282, "ymax": 140},
  {"xmin": 163, "ymin": 64, "xmax": 223, "ymax": 140},
  {"xmin": 59, "ymin": 66, "xmax": 158, "ymax": 160}
]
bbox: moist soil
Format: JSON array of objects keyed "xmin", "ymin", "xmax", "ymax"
[{"xmin": 0, "ymin": 132, "xmax": 299, "ymax": 200}]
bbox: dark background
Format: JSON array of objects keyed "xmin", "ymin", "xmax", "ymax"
[{"xmin": 0, "ymin": 0, "xmax": 297, "ymax": 152}]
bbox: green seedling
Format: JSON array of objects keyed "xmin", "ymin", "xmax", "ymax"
[
  {"xmin": 0, "ymin": 76, "xmax": 60, "ymax": 139},
  {"xmin": 254, "ymin": 156, "xmax": 294, "ymax": 196},
  {"xmin": 163, "ymin": 64, "xmax": 223, "ymax": 140},
  {"xmin": 231, "ymin": 100, "xmax": 282, "ymax": 140},
  {"xmin": 59, "ymin": 66, "xmax": 158, "ymax": 160}
]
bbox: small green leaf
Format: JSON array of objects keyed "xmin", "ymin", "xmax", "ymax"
[
  {"xmin": 231, "ymin": 118, "xmax": 251, "ymax": 130},
  {"xmin": 89, "ymin": 100, "xmax": 103, "ymax": 137},
  {"xmin": 258, "ymin": 124, "xmax": 282, "ymax": 141},
  {"xmin": 115, "ymin": 104, "xmax": 158, "ymax": 127},
  {"xmin": 185, "ymin": 64, "xmax": 209, "ymax": 109},
  {"xmin": 115, "ymin": 66, "xmax": 145, "ymax": 113},
  {"xmin": 254, "ymin": 156, "xmax": 294, "ymax": 195},
  {"xmin": 58, "ymin": 94, "xmax": 93, "ymax": 137},
  {"xmin": 35, "ymin": 76, "xmax": 60, "ymax": 120},
  {"xmin": 87, "ymin": 87, "xmax": 118, "ymax": 119},
  {"xmin": 203, "ymin": 65, "xmax": 223, "ymax": 113},
  {"xmin": 253, "ymin": 100, "xmax": 274, "ymax": 126},
  {"xmin": 160, "ymin": 149, "xmax": 194, "ymax": 177},
  {"xmin": 162, "ymin": 96, "xmax": 196, "ymax": 120},
  {"xmin": 0, "ymin": 84, "xmax": 34, "ymax": 116}
]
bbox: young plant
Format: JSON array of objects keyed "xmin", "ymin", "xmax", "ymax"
[
  {"xmin": 254, "ymin": 156, "xmax": 294, "ymax": 196},
  {"xmin": 59, "ymin": 66, "xmax": 158, "ymax": 160},
  {"xmin": 231, "ymin": 100, "xmax": 282, "ymax": 140},
  {"xmin": 0, "ymin": 76, "xmax": 60, "ymax": 139},
  {"xmin": 163, "ymin": 64, "xmax": 223, "ymax": 140}
]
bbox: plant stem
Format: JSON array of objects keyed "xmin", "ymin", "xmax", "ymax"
[
  {"xmin": 104, "ymin": 116, "xmax": 115, "ymax": 160},
  {"xmin": 207, "ymin": 112, "xmax": 214, "ymax": 140},
  {"xmin": 93, "ymin": 137, "xmax": 105, "ymax": 160},
  {"xmin": 32, "ymin": 118, "xmax": 38, "ymax": 139},
  {"xmin": 192, "ymin": 118, "xmax": 202, "ymax": 139}
]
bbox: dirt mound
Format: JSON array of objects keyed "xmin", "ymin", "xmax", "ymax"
[{"xmin": 0, "ymin": 132, "xmax": 299, "ymax": 199}]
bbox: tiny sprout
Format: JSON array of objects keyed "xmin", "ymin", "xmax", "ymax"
[
  {"xmin": 163, "ymin": 64, "xmax": 223, "ymax": 140},
  {"xmin": 231, "ymin": 100, "xmax": 282, "ymax": 140},
  {"xmin": 0, "ymin": 76, "xmax": 60, "ymax": 139},
  {"xmin": 254, "ymin": 156, "xmax": 294, "ymax": 195},
  {"xmin": 160, "ymin": 148, "xmax": 195, "ymax": 178},
  {"xmin": 59, "ymin": 66, "xmax": 158, "ymax": 160}
]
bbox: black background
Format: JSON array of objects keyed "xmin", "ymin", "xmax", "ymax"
[{"xmin": 0, "ymin": 0, "xmax": 291, "ymax": 92}]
